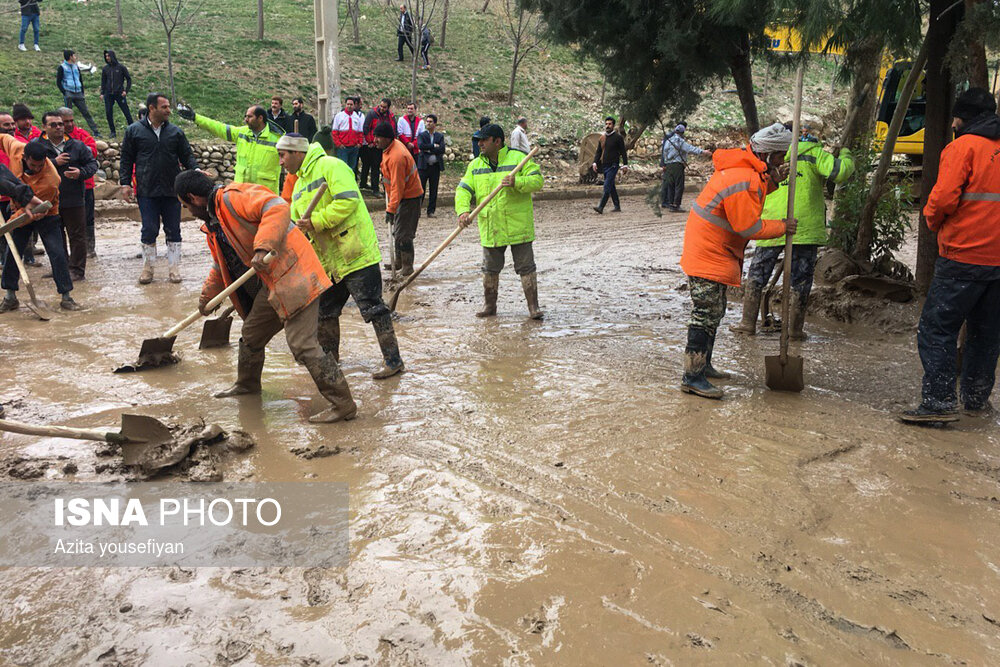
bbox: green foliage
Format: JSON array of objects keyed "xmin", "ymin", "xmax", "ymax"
[{"xmin": 828, "ymin": 142, "xmax": 912, "ymax": 263}]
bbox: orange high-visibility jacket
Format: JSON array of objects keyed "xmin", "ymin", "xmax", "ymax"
[
  {"xmin": 200, "ymin": 182, "xmax": 331, "ymax": 321},
  {"xmin": 380, "ymin": 138, "xmax": 423, "ymax": 214},
  {"xmin": 680, "ymin": 146, "xmax": 787, "ymax": 286},
  {"xmin": 923, "ymin": 130, "xmax": 1000, "ymax": 266},
  {"xmin": 0, "ymin": 133, "xmax": 60, "ymax": 217}
]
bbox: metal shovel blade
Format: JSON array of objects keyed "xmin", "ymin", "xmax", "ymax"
[
  {"xmin": 119, "ymin": 413, "xmax": 175, "ymax": 465},
  {"xmin": 764, "ymin": 354, "xmax": 805, "ymax": 392},
  {"xmin": 113, "ymin": 335, "xmax": 179, "ymax": 373},
  {"xmin": 22, "ymin": 282, "xmax": 55, "ymax": 321},
  {"xmin": 199, "ymin": 310, "xmax": 234, "ymax": 349}
]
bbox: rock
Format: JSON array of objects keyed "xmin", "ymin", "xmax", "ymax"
[
  {"xmin": 94, "ymin": 181, "xmax": 122, "ymax": 200},
  {"xmin": 839, "ymin": 274, "xmax": 915, "ymax": 303},
  {"xmin": 815, "ymin": 249, "xmax": 862, "ymax": 284},
  {"xmin": 201, "ymin": 151, "xmax": 211, "ymax": 158},
  {"xmin": 204, "ymin": 168, "xmax": 219, "ymax": 179},
  {"xmin": 95, "ymin": 140, "xmax": 109, "ymax": 151},
  {"xmin": 104, "ymin": 148, "xmax": 118, "ymax": 158},
  {"xmin": 119, "ymin": 603, "xmax": 133, "ymax": 613},
  {"xmin": 210, "ymin": 151, "xmax": 223, "ymax": 159}
]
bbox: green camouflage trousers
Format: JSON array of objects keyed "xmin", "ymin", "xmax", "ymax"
[{"xmin": 688, "ymin": 276, "xmax": 728, "ymax": 335}]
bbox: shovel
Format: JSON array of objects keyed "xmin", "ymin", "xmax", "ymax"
[
  {"xmin": 199, "ymin": 305, "xmax": 236, "ymax": 349},
  {"xmin": 0, "ymin": 202, "xmax": 56, "ymax": 321},
  {"xmin": 765, "ymin": 62, "xmax": 806, "ymax": 393},
  {"xmin": 388, "ymin": 146, "xmax": 540, "ymax": 311},
  {"xmin": 0, "ymin": 414, "xmax": 174, "ymax": 465}
]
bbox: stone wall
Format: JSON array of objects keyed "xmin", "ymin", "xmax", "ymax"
[{"xmin": 94, "ymin": 139, "xmax": 239, "ymax": 186}]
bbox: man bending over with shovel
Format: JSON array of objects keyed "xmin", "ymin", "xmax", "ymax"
[
  {"xmin": 678, "ymin": 123, "xmax": 797, "ymax": 399},
  {"xmin": 174, "ymin": 170, "xmax": 357, "ymax": 424}
]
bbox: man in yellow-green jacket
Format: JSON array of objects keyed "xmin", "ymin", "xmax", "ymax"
[
  {"xmin": 277, "ymin": 133, "xmax": 404, "ymax": 379},
  {"xmin": 456, "ymin": 123, "xmax": 544, "ymax": 319},
  {"xmin": 177, "ymin": 103, "xmax": 284, "ymax": 195},
  {"xmin": 732, "ymin": 131, "xmax": 855, "ymax": 339}
]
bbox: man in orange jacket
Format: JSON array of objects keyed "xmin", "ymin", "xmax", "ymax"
[
  {"xmin": 678, "ymin": 122, "xmax": 797, "ymax": 399},
  {"xmin": 901, "ymin": 88, "xmax": 1000, "ymax": 424},
  {"xmin": 374, "ymin": 121, "xmax": 423, "ymax": 276},
  {"xmin": 174, "ymin": 170, "xmax": 357, "ymax": 424}
]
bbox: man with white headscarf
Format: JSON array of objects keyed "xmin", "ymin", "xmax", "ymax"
[{"xmin": 677, "ymin": 123, "xmax": 798, "ymax": 399}]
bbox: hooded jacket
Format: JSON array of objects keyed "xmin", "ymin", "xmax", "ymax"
[
  {"xmin": 100, "ymin": 50, "xmax": 132, "ymax": 97},
  {"xmin": 680, "ymin": 147, "xmax": 787, "ymax": 286},
  {"xmin": 923, "ymin": 113, "xmax": 1000, "ymax": 267}
]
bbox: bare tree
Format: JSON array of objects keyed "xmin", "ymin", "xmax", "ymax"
[
  {"xmin": 481, "ymin": 0, "xmax": 491, "ymax": 12},
  {"xmin": 258, "ymin": 0, "xmax": 264, "ymax": 40},
  {"xmin": 439, "ymin": 0, "xmax": 449, "ymax": 48},
  {"xmin": 347, "ymin": 0, "xmax": 361, "ymax": 44},
  {"xmin": 116, "ymin": 0, "xmax": 124, "ymax": 35},
  {"xmin": 141, "ymin": 0, "xmax": 205, "ymax": 104},
  {"xmin": 500, "ymin": 0, "xmax": 544, "ymax": 106}
]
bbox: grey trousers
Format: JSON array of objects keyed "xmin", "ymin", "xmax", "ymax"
[{"xmin": 482, "ymin": 242, "xmax": 536, "ymax": 276}]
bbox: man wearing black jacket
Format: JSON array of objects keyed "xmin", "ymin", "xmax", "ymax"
[
  {"xmin": 289, "ymin": 98, "xmax": 317, "ymax": 140},
  {"xmin": 119, "ymin": 93, "xmax": 198, "ymax": 285},
  {"xmin": 100, "ymin": 50, "xmax": 133, "ymax": 138},
  {"xmin": 33, "ymin": 110, "xmax": 98, "ymax": 281},
  {"xmin": 416, "ymin": 114, "xmax": 444, "ymax": 217},
  {"xmin": 591, "ymin": 116, "xmax": 629, "ymax": 214},
  {"xmin": 395, "ymin": 5, "xmax": 414, "ymax": 61}
]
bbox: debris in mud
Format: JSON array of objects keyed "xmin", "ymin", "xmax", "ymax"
[
  {"xmin": 291, "ymin": 443, "xmax": 342, "ymax": 459},
  {"xmin": 119, "ymin": 603, "xmax": 133, "ymax": 613},
  {"xmin": 686, "ymin": 632, "xmax": 714, "ymax": 649}
]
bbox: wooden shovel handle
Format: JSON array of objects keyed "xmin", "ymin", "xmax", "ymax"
[
  {"xmin": 780, "ymin": 63, "xmax": 805, "ymax": 363},
  {"xmin": 1, "ymin": 202, "xmax": 53, "ymax": 286},
  {"xmin": 0, "ymin": 201, "xmax": 52, "ymax": 237},
  {"xmin": 0, "ymin": 418, "xmax": 119, "ymax": 443}
]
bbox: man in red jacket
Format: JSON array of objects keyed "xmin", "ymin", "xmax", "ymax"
[{"xmin": 901, "ymin": 88, "xmax": 1000, "ymax": 424}]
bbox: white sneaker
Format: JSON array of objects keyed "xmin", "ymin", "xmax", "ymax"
[
  {"xmin": 33, "ymin": 44, "xmax": 40, "ymax": 51},
  {"xmin": 18, "ymin": 44, "xmax": 26, "ymax": 51}
]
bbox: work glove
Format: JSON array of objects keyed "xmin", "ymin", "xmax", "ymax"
[
  {"xmin": 385, "ymin": 212, "xmax": 395, "ymax": 226},
  {"xmin": 198, "ymin": 295, "xmax": 217, "ymax": 317},
  {"xmin": 176, "ymin": 103, "xmax": 196, "ymax": 121}
]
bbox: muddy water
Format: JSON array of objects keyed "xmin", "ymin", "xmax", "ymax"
[{"xmin": 1, "ymin": 194, "xmax": 999, "ymax": 665}]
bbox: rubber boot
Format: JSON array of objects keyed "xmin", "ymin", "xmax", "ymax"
[
  {"xmin": 317, "ymin": 317, "xmax": 341, "ymax": 362},
  {"xmin": 476, "ymin": 273, "xmax": 499, "ymax": 318},
  {"xmin": 86, "ymin": 226, "xmax": 96, "ymax": 258},
  {"xmin": 305, "ymin": 353, "xmax": 358, "ymax": 423},
  {"xmin": 371, "ymin": 313, "xmax": 405, "ymax": 379},
  {"xmin": 730, "ymin": 282, "xmax": 762, "ymax": 335},
  {"xmin": 704, "ymin": 335, "xmax": 731, "ymax": 380},
  {"xmin": 214, "ymin": 340, "xmax": 265, "ymax": 397},
  {"xmin": 383, "ymin": 254, "xmax": 401, "ymax": 271},
  {"xmin": 520, "ymin": 272, "xmax": 544, "ymax": 320},
  {"xmin": 166, "ymin": 241, "xmax": 182, "ymax": 283},
  {"xmin": 680, "ymin": 350, "xmax": 724, "ymax": 399},
  {"xmin": 399, "ymin": 250, "xmax": 415, "ymax": 277},
  {"xmin": 139, "ymin": 243, "xmax": 156, "ymax": 284},
  {"xmin": 789, "ymin": 291, "xmax": 809, "ymax": 341}
]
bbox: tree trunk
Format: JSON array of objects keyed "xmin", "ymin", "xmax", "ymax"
[
  {"xmin": 854, "ymin": 33, "xmax": 930, "ymax": 263},
  {"xmin": 599, "ymin": 75, "xmax": 607, "ymax": 108},
  {"xmin": 916, "ymin": 0, "xmax": 961, "ymax": 291},
  {"xmin": 729, "ymin": 34, "xmax": 759, "ymax": 135},
  {"xmin": 257, "ymin": 0, "xmax": 264, "ymax": 40},
  {"xmin": 440, "ymin": 0, "xmax": 449, "ymax": 48},
  {"xmin": 350, "ymin": 0, "xmax": 360, "ymax": 44},
  {"xmin": 411, "ymin": 21, "xmax": 420, "ymax": 104},
  {"xmin": 116, "ymin": 0, "xmax": 124, "ymax": 35},
  {"xmin": 965, "ymin": 0, "xmax": 989, "ymax": 88},
  {"xmin": 166, "ymin": 32, "xmax": 176, "ymax": 104},
  {"xmin": 508, "ymin": 47, "xmax": 521, "ymax": 106},
  {"xmin": 842, "ymin": 35, "xmax": 884, "ymax": 152},
  {"xmin": 481, "ymin": 0, "xmax": 491, "ymax": 13}
]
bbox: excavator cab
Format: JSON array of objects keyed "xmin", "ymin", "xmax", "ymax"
[{"xmin": 874, "ymin": 60, "xmax": 927, "ymax": 156}]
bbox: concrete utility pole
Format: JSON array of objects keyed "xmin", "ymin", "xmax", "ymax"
[{"xmin": 314, "ymin": 0, "xmax": 341, "ymax": 124}]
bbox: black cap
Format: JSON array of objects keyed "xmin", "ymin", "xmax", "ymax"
[
  {"xmin": 472, "ymin": 123, "xmax": 504, "ymax": 141},
  {"xmin": 373, "ymin": 122, "xmax": 395, "ymax": 139},
  {"xmin": 953, "ymin": 87, "xmax": 997, "ymax": 121},
  {"xmin": 12, "ymin": 103, "xmax": 33, "ymax": 121}
]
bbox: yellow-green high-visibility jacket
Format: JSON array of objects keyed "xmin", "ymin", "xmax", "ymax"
[
  {"xmin": 195, "ymin": 113, "xmax": 284, "ymax": 195},
  {"xmin": 290, "ymin": 143, "xmax": 381, "ymax": 283},
  {"xmin": 757, "ymin": 141, "xmax": 855, "ymax": 247},
  {"xmin": 455, "ymin": 146, "xmax": 544, "ymax": 248}
]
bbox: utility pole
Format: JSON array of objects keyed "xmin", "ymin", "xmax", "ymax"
[{"xmin": 314, "ymin": 0, "xmax": 341, "ymax": 124}]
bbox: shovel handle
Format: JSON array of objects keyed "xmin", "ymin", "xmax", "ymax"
[
  {"xmin": 780, "ymin": 63, "xmax": 805, "ymax": 364},
  {"xmin": 0, "ymin": 418, "xmax": 125, "ymax": 444},
  {"xmin": 1, "ymin": 201, "xmax": 53, "ymax": 288},
  {"xmin": 0, "ymin": 201, "xmax": 52, "ymax": 237}
]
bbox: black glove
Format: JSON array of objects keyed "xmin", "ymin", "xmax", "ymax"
[
  {"xmin": 385, "ymin": 212, "xmax": 395, "ymax": 225},
  {"xmin": 176, "ymin": 104, "xmax": 196, "ymax": 121}
]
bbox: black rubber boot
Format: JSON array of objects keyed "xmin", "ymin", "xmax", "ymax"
[
  {"xmin": 520, "ymin": 272, "xmax": 544, "ymax": 320},
  {"xmin": 477, "ymin": 273, "xmax": 499, "ymax": 318},
  {"xmin": 704, "ymin": 334, "xmax": 731, "ymax": 380},
  {"xmin": 789, "ymin": 290, "xmax": 809, "ymax": 341},
  {"xmin": 215, "ymin": 340, "xmax": 265, "ymax": 397},
  {"xmin": 0, "ymin": 296, "xmax": 19, "ymax": 313},
  {"xmin": 305, "ymin": 353, "xmax": 358, "ymax": 423},
  {"xmin": 399, "ymin": 250, "xmax": 415, "ymax": 277},
  {"xmin": 371, "ymin": 314, "xmax": 405, "ymax": 379},
  {"xmin": 680, "ymin": 326, "xmax": 723, "ymax": 399},
  {"xmin": 317, "ymin": 316, "xmax": 341, "ymax": 362},
  {"xmin": 730, "ymin": 282, "xmax": 762, "ymax": 335}
]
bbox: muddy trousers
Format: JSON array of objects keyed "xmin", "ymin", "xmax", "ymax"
[
  {"xmin": 393, "ymin": 197, "xmax": 421, "ymax": 256},
  {"xmin": 916, "ymin": 258, "xmax": 1000, "ymax": 411},
  {"xmin": 359, "ymin": 146, "xmax": 382, "ymax": 193},
  {"xmin": 1, "ymin": 215, "xmax": 73, "ymax": 295},
  {"xmin": 687, "ymin": 275, "xmax": 727, "ymax": 353},
  {"xmin": 240, "ymin": 288, "xmax": 325, "ymax": 367},
  {"xmin": 85, "ymin": 189, "xmax": 96, "ymax": 254},
  {"xmin": 660, "ymin": 162, "xmax": 685, "ymax": 208},
  {"xmin": 482, "ymin": 242, "xmax": 536, "ymax": 276},
  {"xmin": 745, "ymin": 244, "xmax": 820, "ymax": 302},
  {"xmin": 317, "ymin": 264, "xmax": 400, "ymax": 365}
]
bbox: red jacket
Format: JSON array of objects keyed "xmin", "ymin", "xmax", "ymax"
[
  {"xmin": 363, "ymin": 108, "xmax": 395, "ymax": 145},
  {"xmin": 923, "ymin": 117, "xmax": 1000, "ymax": 267},
  {"xmin": 680, "ymin": 146, "xmax": 787, "ymax": 286},
  {"xmin": 331, "ymin": 109, "xmax": 364, "ymax": 147},
  {"xmin": 68, "ymin": 126, "xmax": 98, "ymax": 191},
  {"xmin": 397, "ymin": 114, "xmax": 422, "ymax": 156},
  {"xmin": 13, "ymin": 125, "xmax": 41, "ymax": 144}
]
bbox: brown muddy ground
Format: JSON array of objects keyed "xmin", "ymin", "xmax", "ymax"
[{"xmin": 1, "ymin": 194, "xmax": 998, "ymax": 666}]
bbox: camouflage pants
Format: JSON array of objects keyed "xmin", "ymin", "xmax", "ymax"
[
  {"xmin": 688, "ymin": 276, "xmax": 728, "ymax": 336},
  {"xmin": 746, "ymin": 244, "xmax": 820, "ymax": 300}
]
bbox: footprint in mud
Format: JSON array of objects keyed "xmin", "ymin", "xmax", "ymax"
[{"xmin": 303, "ymin": 567, "xmax": 331, "ymax": 606}]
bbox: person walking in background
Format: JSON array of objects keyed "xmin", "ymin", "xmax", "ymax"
[
  {"xmin": 289, "ymin": 97, "xmax": 317, "ymax": 140},
  {"xmin": 100, "ymin": 49, "xmax": 132, "ymax": 138},
  {"xmin": 472, "ymin": 116, "xmax": 490, "ymax": 158},
  {"xmin": 396, "ymin": 4, "xmax": 414, "ymax": 61},
  {"xmin": 60, "ymin": 107, "xmax": 100, "ymax": 259},
  {"xmin": 266, "ymin": 96, "xmax": 290, "ymax": 133},
  {"xmin": 509, "ymin": 117, "xmax": 531, "ymax": 153},
  {"xmin": 417, "ymin": 114, "xmax": 444, "ymax": 217},
  {"xmin": 332, "ymin": 97, "xmax": 364, "ymax": 172},
  {"xmin": 119, "ymin": 93, "xmax": 198, "ymax": 285},
  {"xmin": 659, "ymin": 124, "xmax": 710, "ymax": 212},
  {"xmin": 591, "ymin": 116, "xmax": 628, "ymax": 214},
  {"xmin": 420, "ymin": 24, "xmax": 432, "ymax": 70},
  {"xmin": 18, "ymin": 0, "xmax": 41, "ymax": 52},
  {"xmin": 361, "ymin": 98, "xmax": 395, "ymax": 196},
  {"xmin": 55, "ymin": 50, "xmax": 100, "ymax": 137}
]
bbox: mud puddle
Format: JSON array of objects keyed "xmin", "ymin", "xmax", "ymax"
[{"xmin": 1, "ymin": 196, "xmax": 998, "ymax": 665}]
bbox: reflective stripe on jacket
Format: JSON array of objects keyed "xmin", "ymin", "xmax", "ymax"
[
  {"xmin": 201, "ymin": 182, "xmax": 331, "ymax": 321},
  {"xmin": 757, "ymin": 142, "xmax": 855, "ymax": 247},
  {"xmin": 454, "ymin": 146, "xmax": 544, "ymax": 248},
  {"xmin": 380, "ymin": 139, "xmax": 423, "ymax": 213},
  {"xmin": 680, "ymin": 146, "xmax": 786, "ymax": 286},
  {"xmin": 290, "ymin": 143, "xmax": 381, "ymax": 283},
  {"xmin": 195, "ymin": 114, "xmax": 284, "ymax": 194}
]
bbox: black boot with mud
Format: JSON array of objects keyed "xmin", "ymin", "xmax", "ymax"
[
  {"xmin": 399, "ymin": 250, "xmax": 415, "ymax": 278},
  {"xmin": 477, "ymin": 273, "xmax": 499, "ymax": 318},
  {"xmin": 317, "ymin": 316, "xmax": 341, "ymax": 362},
  {"xmin": 521, "ymin": 272, "xmax": 544, "ymax": 320},
  {"xmin": 215, "ymin": 340, "xmax": 266, "ymax": 398},
  {"xmin": 704, "ymin": 335, "xmax": 731, "ymax": 380},
  {"xmin": 731, "ymin": 283, "xmax": 762, "ymax": 335},
  {"xmin": 681, "ymin": 350, "xmax": 723, "ymax": 399},
  {"xmin": 305, "ymin": 353, "xmax": 358, "ymax": 424},
  {"xmin": 789, "ymin": 290, "xmax": 809, "ymax": 341},
  {"xmin": 899, "ymin": 405, "xmax": 960, "ymax": 426},
  {"xmin": 371, "ymin": 314, "xmax": 405, "ymax": 379}
]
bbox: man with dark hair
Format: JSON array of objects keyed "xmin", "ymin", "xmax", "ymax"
[
  {"xmin": 178, "ymin": 102, "xmax": 283, "ymax": 194},
  {"xmin": 266, "ymin": 96, "xmax": 290, "ymax": 133},
  {"xmin": 331, "ymin": 97, "xmax": 365, "ymax": 172},
  {"xmin": 591, "ymin": 116, "xmax": 628, "ymax": 214},
  {"xmin": 396, "ymin": 102, "xmax": 424, "ymax": 158},
  {"xmin": 55, "ymin": 50, "xmax": 100, "ymax": 137},
  {"xmin": 659, "ymin": 124, "xmax": 711, "ymax": 212},
  {"xmin": 289, "ymin": 97, "xmax": 317, "ymax": 140},
  {"xmin": 901, "ymin": 88, "xmax": 1000, "ymax": 424},
  {"xmin": 18, "ymin": 0, "xmax": 41, "ymax": 52},
  {"xmin": 119, "ymin": 93, "xmax": 198, "ymax": 284},
  {"xmin": 11, "ymin": 104, "xmax": 41, "ymax": 144},
  {"xmin": 174, "ymin": 169, "xmax": 356, "ymax": 424},
  {"xmin": 375, "ymin": 122, "xmax": 423, "ymax": 276},
  {"xmin": 33, "ymin": 110, "xmax": 98, "ymax": 281},
  {"xmin": 361, "ymin": 98, "xmax": 395, "ymax": 196},
  {"xmin": 59, "ymin": 107, "xmax": 101, "ymax": 259},
  {"xmin": 509, "ymin": 117, "xmax": 530, "ymax": 153},
  {"xmin": 416, "ymin": 113, "xmax": 444, "ymax": 217},
  {"xmin": 395, "ymin": 4, "xmax": 414, "ymax": 61},
  {"xmin": 100, "ymin": 49, "xmax": 133, "ymax": 138},
  {"xmin": 472, "ymin": 116, "xmax": 490, "ymax": 158}
]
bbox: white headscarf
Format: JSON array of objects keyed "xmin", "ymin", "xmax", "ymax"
[{"xmin": 749, "ymin": 122, "xmax": 793, "ymax": 154}]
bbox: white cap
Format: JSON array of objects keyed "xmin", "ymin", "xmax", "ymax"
[{"xmin": 276, "ymin": 133, "xmax": 309, "ymax": 152}]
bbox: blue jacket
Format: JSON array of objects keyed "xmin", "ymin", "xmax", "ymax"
[
  {"xmin": 660, "ymin": 132, "xmax": 704, "ymax": 166},
  {"xmin": 56, "ymin": 61, "xmax": 84, "ymax": 95}
]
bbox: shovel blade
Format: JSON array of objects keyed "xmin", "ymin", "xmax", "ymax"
[
  {"xmin": 199, "ymin": 314, "xmax": 234, "ymax": 349},
  {"xmin": 764, "ymin": 354, "xmax": 805, "ymax": 392},
  {"xmin": 22, "ymin": 283, "xmax": 54, "ymax": 321},
  {"xmin": 119, "ymin": 413, "xmax": 174, "ymax": 465},
  {"xmin": 113, "ymin": 335, "xmax": 179, "ymax": 373}
]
